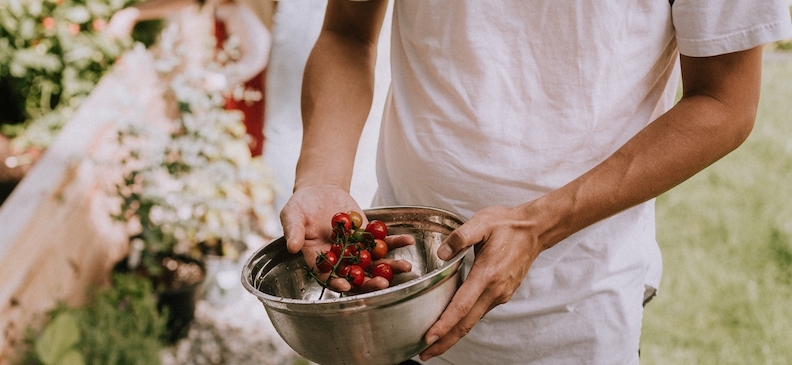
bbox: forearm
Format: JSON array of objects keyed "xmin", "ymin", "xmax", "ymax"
[
  {"xmin": 295, "ymin": 1, "xmax": 387, "ymax": 191},
  {"xmin": 531, "ymin": 47, "xmax": 762, "ymax": 249}
]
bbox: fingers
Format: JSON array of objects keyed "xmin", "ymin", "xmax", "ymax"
[
  {"xmin": 283, "ymin": 220, "xmax": 306, "ymax": 254},
  {"xmin": 328, "ymin": 276, "xmax": 352, "ymax": 292},
  {"xmin": 419, "ymin": 276, "xmax": 492, "ymax": 361},
  {"xmin": 383, "ymin": 259, "xmax": 412, "ymax": 273},
  {"xmin": 359, "ymin": 276, "xmax": 390, "ymax": 291},
  {"xmin": 384, "ymin": 233, "xmax": 416, "ymax": 248},
  {"xmin": 437, "ymin": 217, "xmax": 485, "ymax": 260}
]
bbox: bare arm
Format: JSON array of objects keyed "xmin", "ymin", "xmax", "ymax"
[
  {"xmin": 420, "ymin": 46, "xmax": 764, "ymax": 360},
  {"xmin": 295, "ymin": 0, "xmax": 389, "ymax": 192},
  {"xmin": 106, "ymin": 0, "xmax": 197, "ymax": 38},
  {"xmin": 537, "ymin": 46, "xmax": 762, "ymax": 246},
  {"xmin": 216, "ymin": 2, "xmax": 271, "ymax": 86},
  {"xmin": 280, "ymin": 0, "xmax": 402, "ymax": 292}
]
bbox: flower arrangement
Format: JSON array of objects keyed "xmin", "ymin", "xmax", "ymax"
[{"xmin": 113, "ymin": 15, "xmax": 276, "ymax": 286}]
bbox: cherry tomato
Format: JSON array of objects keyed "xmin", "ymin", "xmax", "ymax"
[
  {"xmin": 315, "ymin": 251, "xmax": 338, "ymax": 273},
  {"xmin": 371, "ymin": 239, "xmax": 388, "ymax": 260},
  {"xmin": 365, "ymin": 220, "xmax": 388, "ymax": 241},
  {"xmin": 356, "ymin": 249, "xmax": 372, "ymax": 269},
  {"xmin": 334, "ymin": 262, "xmax": 348, "ymax": 275},
  {"xmin": 350, "ymin": 229, "xmax": 366, "ymax": 243},
  {"xmin": 340, "ymin": 264, "xmax": 365, "ymax": 287},
  {"xmin": 331, "ymin": 212, "xmax": 353, "ymax": 231},
  {"xmin": 372, "ymin": 263, "xmax": 394, "ymax": 283},
  {"xmin": 330, "ymin": 243, "xmax": 343, "ymax": 257},
  {"xmin": 341, "ymin": 244, "xmax": 359, "ymax": 264},
  {"xmin": 347, "ymin": 211, "xmax": 364, "ymax": 230}
]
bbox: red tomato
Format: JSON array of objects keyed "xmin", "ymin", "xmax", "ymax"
[
  {"xmin": 341, "ymin": 244, "xmax": 359, "ymax": 264},
  {"xmin": 315, "ymin": 251, "xmax": 338, "ymax": 273},
  {"xmin": 357, "ymin": 249, "xmax": 372, "ymax": 269},
  {"xmin": 347, "ymin": 211, "xmax": 364, "ymax": 230},
  {"xmin": 334, "ymin": 262, "xmax": 348, "ymax": 275},
  {"xmin": 329, "ymin": 243, "xmax": 343, "ymax": 258},
  {"xmin": 372, "ymin": 263, "xmax": 394, "ymax": 283},
  {"xmin": 340, "ymin": 264, "xmax": 365, "ymax": 287},
  {"xmin": 365, "ymin": 220, "xmax": 388, "ymax": 241},
  {"xmin": 331, "ymin": 212, "xmax": 353, "ymax": 231},
  {"xmin": 371, "ymin": 239, "xmax": 388, "ymax": 260}
]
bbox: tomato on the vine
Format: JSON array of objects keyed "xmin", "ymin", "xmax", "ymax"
[
  {"xmin": 356, "ymin": 249, "xmax": 372, "ymax": 269},
  {"xmin": 350, "ymin": 229, "xmax": 366, "ymax": 243},
  {"xmin": 347, "ymin": 211, "xmax": 364, "ymax": 230},
  {"xmin": 311, "ymin": 212, "xmax": 399, "ymax": 292},
  {"xmin": 372, "ymin": 263, "xmax": 394, "ymax": 283},
  {"xmin": 316, "ymin": 251, "xmax": 338, "ymax": 273},
  {"xmin": 365, "ymin": 220, "xmax": 388, "ymax": 241},
  {"xmin": 330, "ymin": 243, "xmax": 343, "ymax": 257},
  {"xmin": 331, "ymin": 212, "xmax": 353, "ymax": 231},
  {"xmin": 340, "ymin": 264, "xmax": 365, "ymax": 287},
  {"xmin": 341, "ymin": 245, "xmax": 359, "ymax": 263},
  {"xmin": 371, "ymin": 239, "xmax": 388, "ymax": 260}
]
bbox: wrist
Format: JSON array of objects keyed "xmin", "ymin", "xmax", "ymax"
[{"xmin": 518, "ymin": 192, "xmax": 574, "ymax": 251}]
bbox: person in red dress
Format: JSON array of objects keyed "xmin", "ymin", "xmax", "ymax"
[{"xmin": 106, "ymin": 0, "xmax": 271, "ymax": 156}]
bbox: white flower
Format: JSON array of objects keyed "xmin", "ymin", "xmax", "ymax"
[
  {"xmin": 110, "ymin": 14, "xmax": 277, "ymax": 259},
  {"xmin": 203, "ymin": 72, "xmax": 227, "ymax": 92}
]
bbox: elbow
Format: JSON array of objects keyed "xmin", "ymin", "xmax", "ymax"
[
  {"xmin": 733, "ymin": 108, "xmax": 756, "ymax": 149},
  {"xmin": 726, "ymin": 92, "xmax": 759, "ymax": 150}
]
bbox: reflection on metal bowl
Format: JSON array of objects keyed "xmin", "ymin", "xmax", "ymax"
[{"xmin": 241, "ymin": 206, "xmax": 469, "ymax": 365}]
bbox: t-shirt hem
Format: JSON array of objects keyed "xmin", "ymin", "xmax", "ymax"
[{"xmin": 677, "ymin": 20, "xmax": 792, "ymax": 57}]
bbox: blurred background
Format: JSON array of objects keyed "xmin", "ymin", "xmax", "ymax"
[{"xmin": 0, "ymin": 1, "xmax": 790, "ymax": 364}]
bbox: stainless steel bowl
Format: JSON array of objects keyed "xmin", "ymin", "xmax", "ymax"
[{"xmin": 241, "ymin": 206, "xmax": 469, "ymax": 365}]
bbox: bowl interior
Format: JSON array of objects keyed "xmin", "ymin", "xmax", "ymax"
[{"xmin": 243, "ymin": 206, "xmax": 467, "ymax": 303}]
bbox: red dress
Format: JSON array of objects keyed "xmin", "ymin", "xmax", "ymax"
[{"xmin": 214, "ymin": 19, "xmax": 266, "ymax": 157}]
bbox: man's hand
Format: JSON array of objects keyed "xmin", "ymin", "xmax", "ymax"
[
  {"xmin": 280, "ymin": 184, "xmax": 416, "ymax": 292},
  {"xmin": 418, "ymin": 204, "xmax": 547, "ymax": 361}
]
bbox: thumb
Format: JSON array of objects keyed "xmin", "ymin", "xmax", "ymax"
[
  {"xmin": 283, "ymin": 221, "xmax": 306, "ymax": 254},
  {"xmin": 437, "ymin": 221, "xmax": 482, "ymax": 260}
]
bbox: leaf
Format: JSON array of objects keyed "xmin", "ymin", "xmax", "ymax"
[
  {"xmin": 55, "ymin": 349, "xmax": 85, "ymax": 365},
  {"xmin": 35, "ymin": 312, "xmax": 81, "ymax": 365}
]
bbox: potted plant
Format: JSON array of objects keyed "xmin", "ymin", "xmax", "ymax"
[{"xmin": 16, "ymin": 272, "xmax": 167, "ymax": 365}]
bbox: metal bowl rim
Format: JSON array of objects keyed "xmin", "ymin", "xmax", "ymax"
[{"xmin": 241, "ymin": 205, "xmax": 469, "ymax": 307}]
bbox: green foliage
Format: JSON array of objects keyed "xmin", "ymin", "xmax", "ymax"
[
  {"xmin": 34, "ymin": 313, "xmax": 82, "ymax": 365},
  {"xmin": 641, "ymin": 58, "xmax": 792, "ymax": 364},
  {"xmin": 0, "ymin": 0, "xmax": 161, "ymax": 152},
  {"xmin": 18, "ymin": 273, "xmax": 167, "ymax": 365}
]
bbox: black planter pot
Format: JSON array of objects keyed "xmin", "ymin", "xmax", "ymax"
[
  {"xmin": 113, "ymin": 254, "xmax": 206, "ymax": 344},
  {"xmin": 157, "ymin": 279, "xmax": 203, "ymax": 344}
]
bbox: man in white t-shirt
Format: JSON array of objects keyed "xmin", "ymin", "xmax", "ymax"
[{"xmin": 280, "ymin": 1, "xmax": 792, "ymax": 363}]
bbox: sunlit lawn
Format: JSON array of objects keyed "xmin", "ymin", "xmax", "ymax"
[{"xmin": 641, "ymin": 53, "xmax": 792, "ymax": 364}]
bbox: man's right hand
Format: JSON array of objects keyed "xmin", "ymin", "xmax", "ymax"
[{"xmin": 280, "ymin": 184, "xmax": 415, "ymax": 292}]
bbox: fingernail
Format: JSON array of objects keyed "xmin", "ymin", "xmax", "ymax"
[
  {"xmin": 426, "ymin": 335, "xmax": 439, "ymax": 346},
  {"xmin": 437, "ymin": 245, "xmax": 453, "ymax": 260}
]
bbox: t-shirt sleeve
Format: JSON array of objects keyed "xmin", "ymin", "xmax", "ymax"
[{"xmin": 672, "ymin": 0, "xmax": 792, "ymax": 57}]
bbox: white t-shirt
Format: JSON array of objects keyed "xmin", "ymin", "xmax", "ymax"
[{"xmin": 373, "ymin": 1, "xmax": 792, "ymax": 363}]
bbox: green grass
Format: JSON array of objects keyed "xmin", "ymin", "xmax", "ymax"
[{"xmin": 641, "ymin": 55, "xmax": 792, "ymax": 364}]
